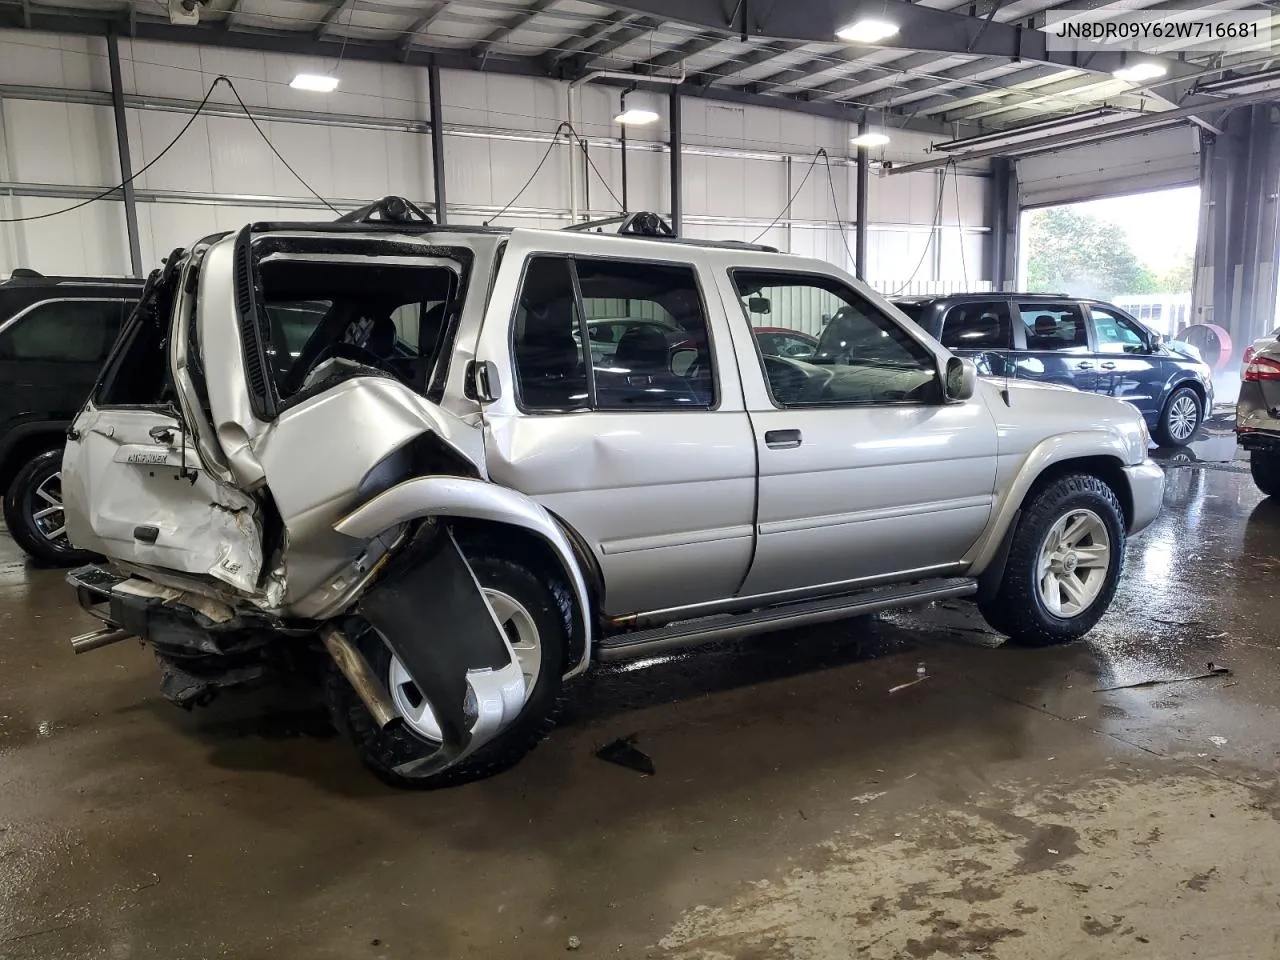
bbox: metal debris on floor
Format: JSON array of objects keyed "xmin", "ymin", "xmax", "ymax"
[
  {"xmin": 596, "ymin": 734, "xmax": 655, "ymax": 775},
  {"xmin": 1094, "ymin": 662, "xmax": 1230, "ymax": 692}
]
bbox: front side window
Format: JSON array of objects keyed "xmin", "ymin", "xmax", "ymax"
[
  {"xmin": 731, "ymin": 270, "xmax": 940, "ymax": 407},
  {"xmin": 1091, "ymin": 306, "xmax": 1149, "ymax": 354},
  {"xmin": 512, "ymin": 255, "xmax": 715, "ymax": 411},
  {"xmin": 940, "ymin": 301, "xmax": 1012, "ymax": 350},
  {"xmin": 1019, "ymin": 302, "xmax": 1088, "ymax": 353},
  {"xmin": 0, "ymin": 299, "xmax": 131, "ymax": 362}
]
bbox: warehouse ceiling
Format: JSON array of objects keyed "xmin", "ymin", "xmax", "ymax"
[{"xmin": 1, "ymin": 0, "xmax": 1279, "ymax": 134}]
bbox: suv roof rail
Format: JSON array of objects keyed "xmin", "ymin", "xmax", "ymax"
[
  {"xmin": 335, "ymin": 195, "xmax": 435, "ymax": 226},
  {"xmin": 3, "ymin": 269, "xmax": 144, "ymax": 287},
  {"xmin": 891, "ymin": 290, "xmax": 1072, "ymax": 300}
]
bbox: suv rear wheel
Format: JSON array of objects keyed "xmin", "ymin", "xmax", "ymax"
[
  {"xmin": 325, "ymin": 553, "xmax": 569, "ymax": 789},
  {"xmin": 3, "ymin": 448, "xmax": 97, "ymax": 566},
  {"xmin": 979, "ymin": 474, "xmax": 1126, "ymax": 646}
]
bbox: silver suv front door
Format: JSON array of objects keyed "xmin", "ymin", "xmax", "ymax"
[
  {"xmin": 717, "ymin": 265, "xmax": 999, "ymax": 599},
  {"xmin": 474, "ymin": 234, "xmax": 757, "ymax": 618}
]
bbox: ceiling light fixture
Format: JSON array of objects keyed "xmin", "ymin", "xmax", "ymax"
[
  {"xmin": 836, "ymin": 19, "xmax": 900, "ymax": 44},
  {"xmin": 291, "ymin": 73, "xmax": 339, "ymax": 92},
  {"xmin": 1113, "ymin": 62, "xmax": 1167, "ymax": 83},
  {"xmin": 851, "ymin": 131, "xmax": 891, "ymax": 148},
  {"xmin": 615, "ymin": 107, "xmax": 660, "ymax": 125}
]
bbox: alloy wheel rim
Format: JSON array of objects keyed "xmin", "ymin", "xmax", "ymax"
[
  {"xmin": 1036, "ymin": 508, "xmax": 1111, "ymax": 619},
  {"xmin": 387, "ymin": 587, "xmax": 541, "ymax": 743},
  {"xmin": 1169, "ymin": 395, "xmax": 1198, "ymax": 441},
  {"xmin": 30, "ymin": 471, "xmax": 69, "ymax": 545}
]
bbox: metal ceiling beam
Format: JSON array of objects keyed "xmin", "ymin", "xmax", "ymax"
[
  {"xmin": 851, "ymin": 62, "xmax": 1060, "ymax": 109},
  {"xmin": 552, "ymin": 11, "xmax": 638, "ymax": 62},
  {"xmin": 314, "ymin": 0, "xmax": 352, "ymax": 39},
  {"xmin": 636, "ymin": 34, "xmax": 724, "ymax": 71},
  {"xmin": 471, "ymin": 0, "xmax": 557, "ymax": 58},
  {"xmin": 605, "ymin": 0, "xmax": 1199, "ymax": 80},
  {"xmin": 689, "ymin": 41, "xmax": 807, "ymax": 85},
  {"xmin": 0, "ymin": 2, "xmax": 974, "ymax": 136},
  {"xmin": 570, "ymin": 18, "xmax": 660, "ymax": 66},
  {"xmin": 397, "ymin": 0, "xmax": 450, "ymax": 54}
]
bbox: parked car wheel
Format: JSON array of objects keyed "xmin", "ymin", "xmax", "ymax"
[
  {"xmin": 1251, "ymin": 451, "xmax": 1280, "ymax": 497},
  {"xmin": 326, "ymin": 553, "xmax": 569, "ymax": 789},
  {"xmin": 1153, "ymin": 386, "xmax": 1202, "ymax": 447},
  {"xmin": 2, "ymin": 448, "xmax": 98, "ymax": 567},
  {"xmin": 979, "ymin": 474, "xmax": 1126, "ymax": 647}
]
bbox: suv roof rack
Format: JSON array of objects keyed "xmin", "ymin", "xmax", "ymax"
[
  {"xmin": 336, "ymin": 195, "xmax": 434, "ymax": 226},
  {"xmin": 563, "ymin": 211, "xmax": 778, "ymax": 253},
  {"xmin": 891, "ymin": 290, "xmax": 1072, "ymax": 300}
]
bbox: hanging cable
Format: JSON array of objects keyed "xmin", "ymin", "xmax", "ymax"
[
  {"xmin": 952, "ymin": 159, "xmax": 969, "ymax": 288},
  {"xmin": 885, "ymin": 163, "xmax": 948, "ymax": 297},
  {"xmin": 565, "ymin": 122, "xmax": 625, "ymax": 212},
  {"xmin": 750, "ymin": 149, "xmax": 824, "ymax": 244},
  {"xmin": 0, "ymin": 75, "xmax": 340, "ymax": 223},
  {"xmin": 484, "ymin": 122, "xmax": 571, "ymax": 225},
  {"xmin": 222, "ymin": 78, "xmax": 341, "ymax": 214},
  {"xmin": 820, "ymin": 149, "xmax": 858, "ymax": 272},
  {"xmin": 0, "ymin": 77, "xmax": 229, "ymax": 224}
]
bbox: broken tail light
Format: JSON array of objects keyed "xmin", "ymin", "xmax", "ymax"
[{"xmin": 1243, "ymin": 352, "xmax": 1280, "ymax": 381}]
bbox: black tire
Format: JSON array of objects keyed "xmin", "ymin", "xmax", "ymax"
[
  {"xmin": 1252, "ymin": 451, "xmax": 1280, "ymax": 497},
  {"xmin": 2, "ymin": 448, "xmax": 97, "ymax": 567},
  {"xmin": 978, "ymin": 473, "xmax": 1126, "ymax": 647},
  {"xmin": 325, "ymin": 553, "xmax": 570, "ymax": 789},
  {"xmin": 1153, "ymin": 385, "xmax": 1202, "ymax": 447}
]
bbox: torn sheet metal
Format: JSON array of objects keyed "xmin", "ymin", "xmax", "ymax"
[{"xmin": 357, "ymin": 525, "xmax": 524, "ymax": 773}]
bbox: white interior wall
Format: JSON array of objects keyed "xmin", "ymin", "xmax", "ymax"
[{"xmin": 0, "ymin": 28, "xmax": 989, "ymax": 292}]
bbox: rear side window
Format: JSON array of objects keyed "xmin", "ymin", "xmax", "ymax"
[
  {"xmin": 0, "ymin": 299, "xmax": 130, "ymax": 362},
  {"xmin": 512, "ymin": 255, "xmax": 715, "ymax": 411},
  {"xmin": 940, "ymin": 301, "xmax": 1012, "ymax": 350},
  {"xmin": 1018, "ymin": 302, "xmax": 1088, "ymax": 352}
]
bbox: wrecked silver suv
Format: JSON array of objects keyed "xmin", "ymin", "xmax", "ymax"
[{"xmin": 62, "ymin": 199, "xmax": 1165, "ymax": 788}]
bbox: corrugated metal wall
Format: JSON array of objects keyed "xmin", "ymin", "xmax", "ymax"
[{"xmin": 0, "ymin": 29, "xmax": 992, "ymax": 289}]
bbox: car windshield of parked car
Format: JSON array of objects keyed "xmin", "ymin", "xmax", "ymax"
[{"xmin": 731, "ymin": 270, "xmax": 941, "ymax": 406}]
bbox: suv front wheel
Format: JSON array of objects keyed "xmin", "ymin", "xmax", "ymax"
[
  {"xmin": 3, "ymin": 448, "xmax": 98, "ymax": 567},
  {"xmin": 1154, "ymin": 386, "xmax": 1202, "ymax": 448},
  {"xmin": 979, "ymin": 474, "xmax": 1126, "ymax": 646}
]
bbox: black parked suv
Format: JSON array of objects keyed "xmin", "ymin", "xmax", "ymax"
[
  {"xmin": 0, "ymin": 269, "xmax": 143, "ymax": 564},
  {"xmin": 892, "ymin": 292, "xmax": 1214, "ymax": 448}
]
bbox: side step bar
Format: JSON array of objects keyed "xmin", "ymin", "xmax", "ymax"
[{"xmin": 595, "ymin": 577, "xmax": 977, "ymax": 661}]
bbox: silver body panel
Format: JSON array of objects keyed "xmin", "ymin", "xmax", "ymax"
[{"xmin": 63, "ymin": 222, "xmax": 1164, "ymax": 666}]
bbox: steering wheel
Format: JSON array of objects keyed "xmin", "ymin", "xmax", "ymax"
[{"xmin": 763, "ymin": 356, "xmax": 831, "ymax": 404}]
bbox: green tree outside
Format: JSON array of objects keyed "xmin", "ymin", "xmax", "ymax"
[{"xmin": 1025, "ymin": 207, "xmax": 1176, "ymax": 299}]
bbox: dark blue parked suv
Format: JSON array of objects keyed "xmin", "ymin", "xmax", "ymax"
[{"xmin": 892, "ymin": 293, "xmax": 1214, "ymax": 448}]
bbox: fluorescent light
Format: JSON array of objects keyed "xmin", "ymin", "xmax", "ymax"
[
  {"xmin": 1113, "ymin": 62, "xmax": 1167, "ymax": 83},
  {"xmin": 836, "ymin": 19, "xmax": 899, "ymax": 43},
  {"xmin": 934, "ymin": 107, "xmax": 1119, "ymax": 153},
  {"xmin": 615, "ymin": 108, "xmax": 659, "ymax": 125},
  {"xmin": 1196, "ymin": 68, "xmax": 1280, "ymax": 96},
  {"xmin": 851, "ymin": 131, "xmax": 891, "ymax": 148},
  {"xmin": 290, "ymin": 73, "xmax": 339, "ymax": 92}
]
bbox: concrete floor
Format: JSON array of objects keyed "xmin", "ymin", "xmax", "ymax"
[{"xmin": 4, "ymin": 433, "xmax": 1280, "ymax": 958}]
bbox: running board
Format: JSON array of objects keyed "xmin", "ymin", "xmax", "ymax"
[{"xmin": 595, "ymin": 577, "xmax": 977, "ymax": 661}]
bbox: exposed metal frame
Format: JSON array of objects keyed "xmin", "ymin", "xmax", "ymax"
[
  {"xmin": 105, "ymin": 31, "xmax": 141, "ymax": 278},
  {"xmin": 669, "ymin": 85, "xmax": 681, "ymax": 234},
  {"xmin": 854, "ymin": 121, "xmax": 869, "ymax": 280},
  {"xmin": 428, "ymin": 62, "xmax": 448, "ymax": 223}
]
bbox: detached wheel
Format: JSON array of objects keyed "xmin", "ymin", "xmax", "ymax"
[
  {"xmin": 325, "ymin": 554, "xmax": 569, "ymax": 789},
  {"xmin": 1251, "ymin": 451, "xmax": 1280, "ymax": 497},
  {"xmin": 1154, "ymin": 386, "xmax": 1202, "ymax": 447},
  {"xmin": 2, "ymin": 448, "xmax": 97, "ymax": 566},
  {"xmin": 979, "ymin": 474, "xmax": 1126, "ymax": 647}
]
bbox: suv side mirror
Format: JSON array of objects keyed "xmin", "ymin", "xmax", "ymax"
[{"xmin": 944, "ymin": 356, "xmax": 976, "ymax": 402}]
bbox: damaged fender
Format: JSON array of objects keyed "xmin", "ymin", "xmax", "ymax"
[{"xmin": 334, "ymin": 475, "xmax": 594, "ymax": 678}]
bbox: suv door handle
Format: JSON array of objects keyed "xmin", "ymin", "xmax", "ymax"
[
  {"xmin": 764, "ymin": 429, "xmax": 802, "ymax": 449},
  {"xmin": 1076, "ymin": 361, "xmax": 1094, "ymax": 370},
  {"xmin": 1100, "ymin": 361, "xmax": 1117, "ymax": 370}
]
